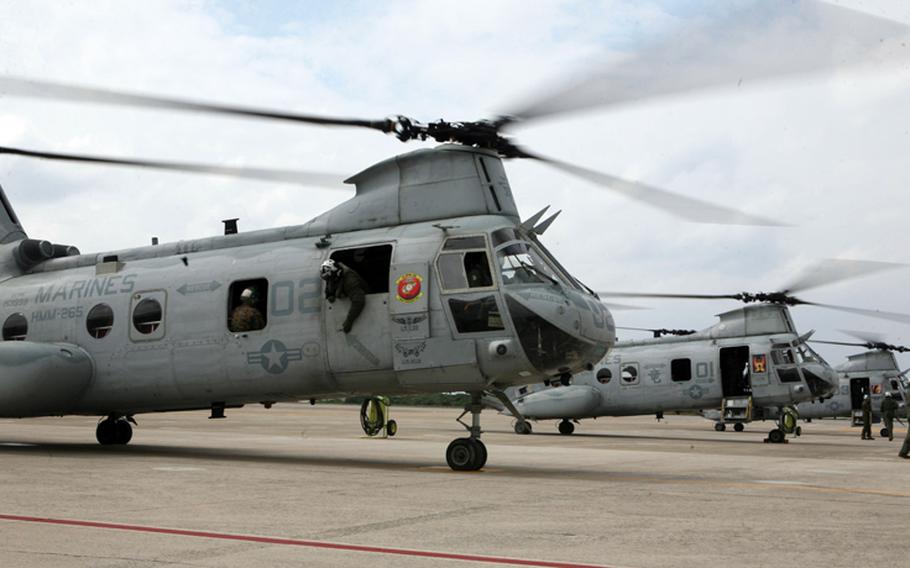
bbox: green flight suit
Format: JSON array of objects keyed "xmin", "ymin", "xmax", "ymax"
[
  {"xmin": 861, "ymin": 397, "xmax": 873, "ymax": 440},
  {"xmin": 326, "ymin": 265, "xmax": 368, "ymax": 333},
  {"xmin": 881, "ymin": 397, "xmax": 899, "ymax": 441},
  {"xmin": 900, "ymin": 406, "xmax": 910, "ymax": 458}
]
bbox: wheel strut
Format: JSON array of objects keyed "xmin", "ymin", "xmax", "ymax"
[{"xmin": 449, "ymin": 393, "xmax": 487, "ymax": 471}]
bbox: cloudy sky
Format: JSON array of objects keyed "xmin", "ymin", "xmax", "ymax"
[{"xmin": 1, "ymin": 0, "xmax": 909, "ymax": 369}]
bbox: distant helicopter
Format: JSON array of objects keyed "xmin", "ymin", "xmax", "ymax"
[
  {"xmin": 716, "ymin": 331, "xmax": 908, "ymax": 437},
  {"xmin": 491, "ymin": 260, "xmax": 910, "ymax": 443},
  {"xmin": 0, "ymin": 2, "xmax": 906, "ymax": 470}
]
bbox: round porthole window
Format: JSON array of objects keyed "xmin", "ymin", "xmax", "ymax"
[
  {"xmin": 2, "ymin": 313, "xmax": 28, "ymax": 341},
  {"xmin": 132, "ymin": 298, "xmax": 162, "ymax": 334},
  {"xmin": 596, "ymin": 367, "xmax": 612, "ymax": 384},
  {"xmin": 86, "ymin": 303, "xmax": 114, "ymax": 338}
]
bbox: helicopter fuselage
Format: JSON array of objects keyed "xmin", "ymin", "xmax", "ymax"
[{"xmin": 0, "ymin": 145, "xmax": 614, "ymax": 419}]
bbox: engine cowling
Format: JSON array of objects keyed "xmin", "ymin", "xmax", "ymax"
[{"xmin": 0, "ymin": 342, "xmax": 94, "ymax": 417}]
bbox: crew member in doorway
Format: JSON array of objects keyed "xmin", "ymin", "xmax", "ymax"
[
  {"xmin": 230, "ymin": 287, "xmax": 265, "ymax": 332},
  {"xmin": 861, "ymin": 394, "xmax": 874, "ymax": 440},
  {"xmin": 881, "ymin": 392, "xmax": 899, "ymax": 441},
  {"xmin": 320, "ymin": 259, "xmax": 368, "ymax": 334}
]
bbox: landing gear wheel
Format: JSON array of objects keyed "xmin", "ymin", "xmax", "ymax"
[
  {"xmin": 470, "ymin": 439, "xmax": 487, "ymax": 470},
  {"xmin": 767, "ymin": 429, "xmax": 785, "ymax": 444},
  {"xmin": 114, "ymin": 420, "xmax": 133, "ymax": 445},
  {"xmin": 96, "ymin": 417, "xmax": 132, "ymax": 445},
  {"xmin": 795, "ymin": 426, "xmax": 802, "ymax": 437},
  {"xmin": 446, "ymin": 438, "xmax": 481, "ymax": 471},
  {"xmin": 386, "ymin": 420, "xmax": 398, "ymax": 437},
  {"xmin": 558, "ymin": 420, "xmax": 575, "ymax": 435},
  {"xmin": 514, "ymin": 421, "xmax": 532, "ymax": 435},
  {"xmin": 733, "ymin": 423, "xmax": 745, "ymax": 432},
  {"xmin": 96, "ymin": 419, "xmax": 116, "ymax": 445},
  {"xmin": 881, "ymin": 427, "xmax": 890, "ymax": 438},
  {"xmin": 715, "ymin": 423, "xmax": 726, "ymax": 432}
]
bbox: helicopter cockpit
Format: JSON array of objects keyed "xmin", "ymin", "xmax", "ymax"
[
  {"xmin": 434, "ymin": 227, "xmax": 613, "ymax": 382},
  {"xmin": 770, "ymin": 339, "xmax": 837, "ymax": 399}
]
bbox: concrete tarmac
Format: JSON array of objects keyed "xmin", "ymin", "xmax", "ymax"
[{"xmin": 1, "ymin": 405, "xmax": 908, "ymax": 568}]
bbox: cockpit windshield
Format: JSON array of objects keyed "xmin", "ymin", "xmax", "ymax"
[
  {"xmin": 795, "ymin": 343, "xmax": 825, "ymax": 365},
  {"xmin": 497, "ymin": 242, "xmax": 561, "ymax": 286}
]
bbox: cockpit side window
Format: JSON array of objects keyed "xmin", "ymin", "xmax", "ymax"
[
  {"xmin": 436, "ymin": 236, "xmax": 495, "ymax": 292},
  {"xmin": 771, "ymin": 348, "xmax": 795, "ymax": 365}
]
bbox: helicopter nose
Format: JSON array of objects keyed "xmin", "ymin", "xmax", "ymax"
[
  {"xmin": 802, "ymin": 364, "xmax": 839, "ymax": 398},
  {"xmin": 504, "ymin": 287, "xmax": 614, "ymax": 377}
]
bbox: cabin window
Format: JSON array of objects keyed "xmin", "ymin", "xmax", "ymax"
[
  {"xmin": 671, "ymin": 358, "xmax": 692, "ymax": 382},
  {"xmin": 449, "ymin": 296, "xmax": 504, "ymax": 333},
  {"xmin": 86, "ymin": 304, "xmax": 114, "ymax": 339},
  {"xmin": 132, "ymin": 298, "xmax": 162, "ymax": 335},
  {"xmin": 596, "ymin": 367, "xmax": 612, "ymax": 384},
  {"xmin": 329, "ymin": 244, "xmax": 393, "ymax": 294},
  {"xmin": 2, "ymin": 313, "xmax": 27, "ymax": 341},
  {"xmin": 227, "ymin": 279, "xmax": 268, "ymax": 332},
  {"xmin": 621, "ymin": 364, "xmax": 639, "ymax": 385}
]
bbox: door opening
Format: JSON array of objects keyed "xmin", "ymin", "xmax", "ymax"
[{"xmin": 720, "ymin": 346, "xmax": 751, "ymax": 397}]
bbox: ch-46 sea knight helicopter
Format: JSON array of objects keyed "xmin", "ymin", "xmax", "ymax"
[
  {"xmin": 736, "ymin": 331, "xmax": 909, "ymax": 437},
  {"xmin": 0, "ymin": 2, "xmax": 907, "ymax": 470},
  {"xmin": 491, "ymin": 260, "xmax": 910, "ymax": 443}
]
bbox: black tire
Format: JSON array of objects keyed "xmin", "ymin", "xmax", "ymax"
[
  {"xmin": 96, "ymin": 419, "xmax": 116, "ymax": 445},
  {"xmin": 514, "ymin": 421, "xmax": 532, "ymax": 435},
  {"xmin": 714, "ymin": 423, "xmax": 726, "ymax": 432},
  {"xmin": 386, "ymin": 420, "xmax": 398, "ymax": 437},
  {"xmin": 733, "ymin": 423, "xmax": 745, "ymax": 432},
  {"xmin": 795, "ymin": 426, "xmax": 802, "ymax": 437},
  {"xmin": 768, "ymin": 429, "xmax": 785, "ymax": 443},
  {"xmin": 558, "ymin": 420, "xmax": 575, "ymax": 435},
  {"xmin": 114, "ymin": 420, "xmax": 133, "ymax": 445},
  {"xmin": 880, "ymin": 428, "xmax": 890, "ymax": 438},
  {"xmin": 446, "ymin": 438, "xmax": 477, "ymax": 471},
  {"xmin": 470, "ymin": 439, "xmax": 488, "ymax": 470}
]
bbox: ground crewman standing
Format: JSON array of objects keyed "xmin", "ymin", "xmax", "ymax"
[
  {"xmin": 900, "ymin": 404, "xmax": 910, "ymax": 459},
  {"xmin": 861, "ymin": 394, "xmax": 874, "ymax": 440},
  {"xmin": 320, "ymin": 259, "xmax": 368, "ymax": 334},
  {"xmin": 881, "ymin": 392, "xmax": 899, "ymax": 441}
]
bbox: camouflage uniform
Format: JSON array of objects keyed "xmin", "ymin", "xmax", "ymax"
[
  {"xmin": 861, "ymin": 397, "xmax": 873, "ymax": 440},
  {"xmin": 900, "ymin": 406, "xmax": 910, "ymax": 459},
  {"xmin": 325, "ymin": 264, "xmax": 368, "ymax": 333},
  {"xmin": 881, "ymin": 396, "xmax": 899, "ymax": 441},
  {"xmin": 230, "ymin": 304, "xmax": 265, "ymax": 332}
]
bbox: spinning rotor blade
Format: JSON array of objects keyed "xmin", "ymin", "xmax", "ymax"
[
  {"xmin": 0, "ymin": 146, "xmax": 347, "ymax": 188},
  {"xmin": 596, "ymin": 291, "xmax": 741, "ymax": 301},
  {"xmin": 837, "ymin": 329, "xmax": 886, "ymax": 345},
  {"xmin": 527, "ymin": 154, "xmax": 781, "ymax": 226},
  {"xmin": 812, "ymin": 334, "xmax": 910, "ymax": 353},
  {"xmin": 0, "ymin": 76, "xmax": 393, "ymax": 133},
  {"xmin": 502, "ymin": 1, "xmax": 910, "ymax": 124},
  {"xmin": 617, "ymin": 326, "xmax": 696, "ymax": 337},
  {"xmin": 783, "ymin": 300, "xmax": 910, "ymax": 325},
  {"xmin": 601, "ymin": 302, "xmax": 650, "ymax": 311},
  {"xmin": 779, "ymin": 259, "xmax": 907, "ymax": 295}
]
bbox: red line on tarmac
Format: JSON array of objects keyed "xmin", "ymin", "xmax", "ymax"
[{"xmin": 0, "ymin": 514, "xmax": 610, "ymax": 568}]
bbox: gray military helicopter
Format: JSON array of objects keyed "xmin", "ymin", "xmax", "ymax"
[
  {"xmin": 494, "ymin": 260, "xmax": 910, "ymax": 443},
  {"xmin": 738, "ymin": 332, "xmax": 908, "ymax": 436},
  {"xmin": 0, "ymin": 1, "xmax": 906, "ymax": 469}
]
